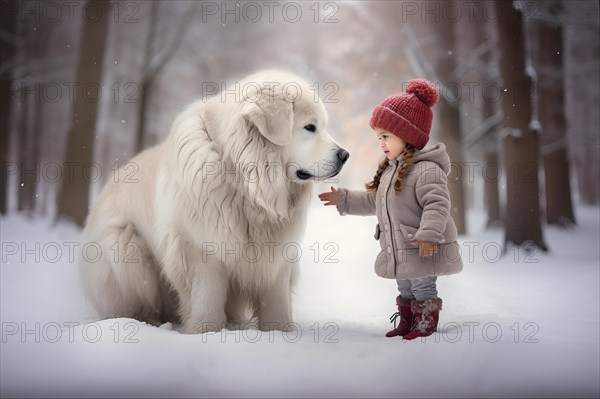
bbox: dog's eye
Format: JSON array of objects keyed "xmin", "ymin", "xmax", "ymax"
[{"xmin": 304, "ymin": 124, "xmax": 316, "ymax": 133}]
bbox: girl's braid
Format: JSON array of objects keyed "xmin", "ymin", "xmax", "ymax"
[
  {"xmin": 365, "ymin": 158, "xmax": 389, "ymax": 192},
  {"xmin": 393, "ymin": 145, "xmax": 415, "ymax": 191}
]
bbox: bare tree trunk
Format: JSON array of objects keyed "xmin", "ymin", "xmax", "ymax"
[
  {"xmin": 17, "ymin": 92, "xmax": 37, "ymax": 213},
  {"xmin": 564, "ymin": 1, "xmax": 600, "ymax": 205},
  {"xmin": 17, "ymin": 92, "xmax": 42, "ymax": 214},
  {"xmin": 496, "ymin": 0, "xmax": 547, "ymax": 251},
  {"xmin": 16, "ymin": 16, "xmax": 38, "ymax": 214},
  {"xmin": 478, "ymin": 7, "xmax": 502, "ymax": 228},
  {"xmin": 56, "ymin": 0, "xmax": 109, "ymax": 225},
  {"xmin": 437, "ymin": 98, "xmax": 466, "ymax": 234},
  {"xmin": 135, "ymin": 2, "xmax": 197, "ymax": 152},
  {"xmin": 0, "ymin": 0, "xmax": 17, "ymax": 215},
  {"xmin": 431, "ymin": 13, "xmax": 466, "ymax": 235},
  {"xmin": 537, "ymin": 2, "xmax": 575, "ymax": 227},
  {"xmin": 31, "ymin": 86, "xmax": 43, "ymax": 213},
  {"xmin": 17, "ymin": 12, "xmax": 49, "ymax": 216},
  {"xmin": 135, "ymin": 1, "xmax": 158, "ymax": 152}
]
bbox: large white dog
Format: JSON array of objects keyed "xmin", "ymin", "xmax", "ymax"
[{"xmin": 80, "ymin": 70, "xmax": 349, "ymax": 333}]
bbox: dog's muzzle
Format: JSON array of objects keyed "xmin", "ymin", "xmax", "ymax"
[
  {"xmin": 296, "ymin": 148, "xmax": 350, "ymax": 180},
  {"xmin": 337, "ymin": 149, "xmax": 350, "ymax": 163}
]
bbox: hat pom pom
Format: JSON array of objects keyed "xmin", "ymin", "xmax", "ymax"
[{"xmin": 406, "ymin": 79, "xmax": 439, "ymax": 107}]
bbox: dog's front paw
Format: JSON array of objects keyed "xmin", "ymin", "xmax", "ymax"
[
  {"xmin": 180, "ymin": 321, "xmax": 225, "ymax": 334},
  {"xmin": 259, "ymin": 320, "xmax": 296, "ymax": 332},
  {"xmin": 226, "ymin": 320, "xmax": 259, "ymax": 331}
]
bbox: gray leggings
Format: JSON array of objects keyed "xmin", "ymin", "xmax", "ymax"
[{"xmin": 396, "ymin": 276, "xmax": 438, "ymax": 300}]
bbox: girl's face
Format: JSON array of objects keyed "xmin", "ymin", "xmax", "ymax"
[{"xmin": 375, "ymin": 128, "xmax": 406, "ymax": 160}]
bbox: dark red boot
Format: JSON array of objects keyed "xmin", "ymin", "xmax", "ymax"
[
  {"xmin": 403, "ymin": 298, "xmax": 443, "ymax": 341},
  {"xmin": 385, "ymin": 296, "xmax": 413, "ymax": 337}
]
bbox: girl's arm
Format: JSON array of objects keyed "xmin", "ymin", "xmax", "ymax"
[
  {"xmin": 414, "ymin": 162, "xmax": 451, "ymax": 243},
  {"xmin": 318, "ymin": 186, "xmax": 377, "ymax": 216}
]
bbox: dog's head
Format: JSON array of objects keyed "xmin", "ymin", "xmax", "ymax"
[
  {"xmin": 238, "ymin": 70, "xmax": 349, "ymax": 183},
  {"xmin": 194, "ymin": 70, "xmax": 349, "ymax": 222}
]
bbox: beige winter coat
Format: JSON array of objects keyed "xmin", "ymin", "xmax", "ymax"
[{"xmin": 337, "ymin": 143, "xmax": 463, "ymax": 279}]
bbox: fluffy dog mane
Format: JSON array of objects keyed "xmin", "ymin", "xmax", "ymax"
[{"xmin": 166, "ymin": 93, "xmax": 311, "ymax": 245}]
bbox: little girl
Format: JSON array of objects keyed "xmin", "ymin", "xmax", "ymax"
[{"xmin": 318, "ymin": 79, "xmax": 463, "ymax": 340}]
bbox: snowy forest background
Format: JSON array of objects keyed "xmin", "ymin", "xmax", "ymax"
[{"xmin": 1, "ymin": 0, "xmax": 599, "ymax": 251}]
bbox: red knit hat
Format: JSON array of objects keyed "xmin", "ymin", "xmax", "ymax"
[{"xmin": 370, "ymin": 79, "xmax": 440, "ymax": 150}]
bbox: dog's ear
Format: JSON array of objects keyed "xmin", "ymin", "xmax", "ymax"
[{"xmin": 241, "ymin": 89, "xmax": 294, "ymax": 146}]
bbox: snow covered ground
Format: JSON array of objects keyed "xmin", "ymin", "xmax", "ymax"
[{"xmin": 1, "ymin": 199, "xmax": 599, "ymax": 398}]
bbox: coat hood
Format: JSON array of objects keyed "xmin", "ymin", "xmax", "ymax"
[{"xmin": 411, "ymin": 143, "xmax": 451, "ymax": 175}]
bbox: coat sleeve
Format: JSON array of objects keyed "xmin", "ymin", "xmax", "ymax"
[
  {"xmin": 414, "ymin": 162, "xmax": 451, "ymax": 243},
  {"xmin": 336, "ymin": 188, "xmax": 377, "ymax": 216}
]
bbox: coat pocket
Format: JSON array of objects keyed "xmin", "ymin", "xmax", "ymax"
[
  {"xmin": 374, "ymin": 223, "xmax": 381, "ymax": 240},
  {"xmin": 398, "ymin": 223, "xmax": 418, "ymax": 241}
]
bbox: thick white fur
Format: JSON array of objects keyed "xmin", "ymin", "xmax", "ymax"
[{"xmin": 80, "ymin": 70, "xmax": 347, "ymax": 333}]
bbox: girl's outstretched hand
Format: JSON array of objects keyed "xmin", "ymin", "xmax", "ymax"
[{"xmin": 318, "ymin": 186, "xmax": 340, "ymax": 206}]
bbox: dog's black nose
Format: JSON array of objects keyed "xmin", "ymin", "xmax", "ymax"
[{"xmin": 337, "ymin": 149, "xmax": 350, "ymax": 162}]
